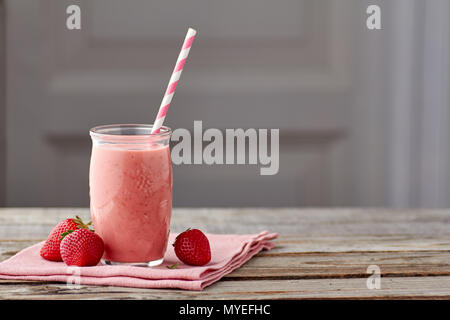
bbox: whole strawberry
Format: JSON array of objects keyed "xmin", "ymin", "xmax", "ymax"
[
  {"xmin": 173, "ymin": 229, "xmax": 211, "ymax": 266},
  {"xmin": 40, "ymin": 216, "xmax": 91, "ymax": 262},
  {"xmin": 60, "ymin": 228, "xmax": 104, "ymax": 266}
]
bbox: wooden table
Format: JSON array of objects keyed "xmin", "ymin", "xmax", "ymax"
[{"xmin": 1, "ymin": 208, "xmax": 450, "ymax": 299}]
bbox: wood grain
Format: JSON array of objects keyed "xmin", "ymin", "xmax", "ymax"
[{"xmin": 1, "ymin": 208, "xmax": 450, "ymax": 299}]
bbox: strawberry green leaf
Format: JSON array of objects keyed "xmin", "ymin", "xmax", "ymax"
[
  {"xmin": 60, "ymin": 229, "xmax": 75, "ymax": 240},
  {"xmin": 166, "ymin": 263, "xmax": 179, "ymax": 269}
]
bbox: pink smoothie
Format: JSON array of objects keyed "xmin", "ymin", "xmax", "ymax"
[{"xmin": 89, "ymin": 144, "xmax": 172, "ymax": 263}]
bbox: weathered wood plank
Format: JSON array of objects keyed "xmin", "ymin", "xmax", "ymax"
[
  {"xmin": 2, "ymin": 276, "xmax": 450, "ymax": 300},
  {"xmin": 2, "ymin": 208, "xmax": 450, "ymax": 238},
  {"xmin": 225, "ymin": 250, "xmax": 450, "ymax": 279}
]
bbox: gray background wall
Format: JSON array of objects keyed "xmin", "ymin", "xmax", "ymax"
[
  {"xmin": 2, "ymin": 0, "xmax": 450, "ymax": 208},
  {"xmin": 0, "ymin": 0, "xmax": 5, "ymax": 206}
]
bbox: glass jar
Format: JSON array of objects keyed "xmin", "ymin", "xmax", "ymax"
[{"xmin": 89, "ymin": 124, "xmax": 172, "ymax": 266}]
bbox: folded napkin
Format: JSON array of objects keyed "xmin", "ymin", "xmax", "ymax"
[{"xmin": 0, "ymin": 231, "xmax": 277, "ymax": 290}]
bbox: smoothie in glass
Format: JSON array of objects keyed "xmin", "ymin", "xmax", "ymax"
[{"xmin": 89, "ymin": 124, "xmax": 172, "ymax": 266}]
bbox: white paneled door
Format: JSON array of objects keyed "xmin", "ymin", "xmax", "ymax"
[{"xmin": 6, "ymin": 0, "xmax": 362, "ymax": 207}]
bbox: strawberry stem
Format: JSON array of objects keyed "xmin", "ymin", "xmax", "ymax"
[{"xmin": 72, "ymin": 215, "xmax": 94, "ymax": 232}]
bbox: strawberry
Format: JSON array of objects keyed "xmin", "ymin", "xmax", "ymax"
[
  {"xmin": 60, "ymin": 228, "xmax": 104, "ymax": 266},
  {"xmin": 40, "ymin": 216, "xmax": 92, "ymax": 262},
  {"xmin": 173, "ymin": 228, "xmax": 211, "ymax": 266}
]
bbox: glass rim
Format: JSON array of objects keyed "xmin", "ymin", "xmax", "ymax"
[{"xmin": 90, "ymin": 124, "xmax": 172, "ymax": 140}]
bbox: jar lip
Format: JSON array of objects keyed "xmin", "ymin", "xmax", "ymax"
[{"xmin": 90, "ymin": 124, "xmax": 172, "ymax": 140}]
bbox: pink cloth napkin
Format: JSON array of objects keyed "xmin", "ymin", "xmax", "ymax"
[{"xmin": 0, "ymin": 231, "xmax": 277, "ymax": 290}]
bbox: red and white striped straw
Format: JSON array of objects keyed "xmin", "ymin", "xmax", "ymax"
[{"xmin": 151, "ymin": 28, "xmax": 197, "ymax": 134}]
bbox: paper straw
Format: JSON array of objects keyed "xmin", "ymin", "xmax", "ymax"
[{"xmin": 151, "ymin": 28, "xmax": 197, "ymax": 134}]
